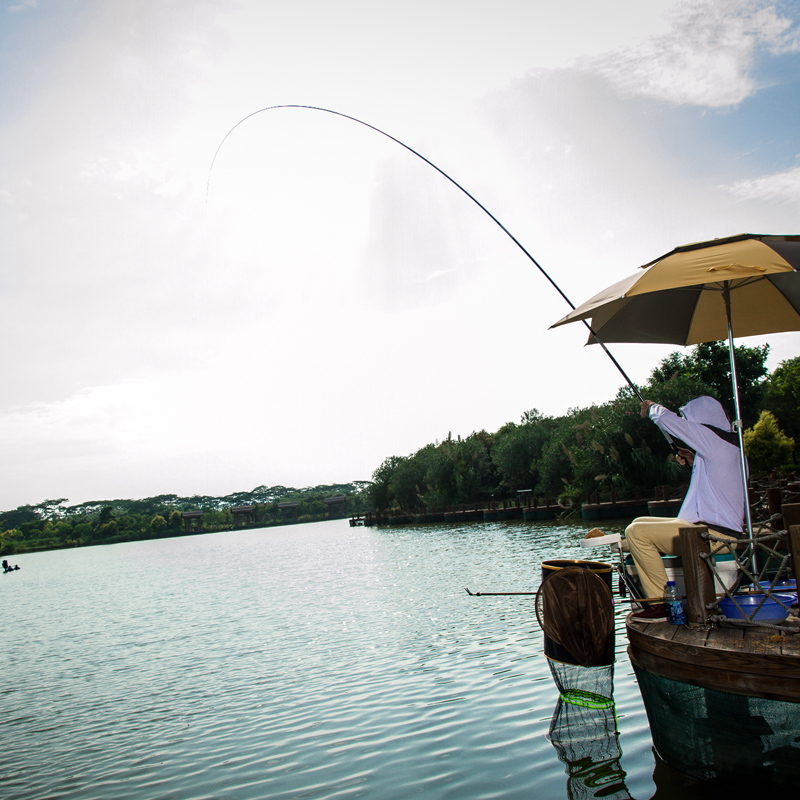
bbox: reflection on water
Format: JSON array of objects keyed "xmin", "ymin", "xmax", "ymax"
[
  {"xmin": 544, "ymin": 652, "xmax": 631, "ymax": 800},
  {"xmin": 1, "ymin": 518, "xmax": 680, "ymax": 799},
  {"xmin": 549, "ymin": 696, "xmax": 632, "ymax": 800}
]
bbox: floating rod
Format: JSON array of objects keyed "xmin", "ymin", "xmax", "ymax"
[{"xmin": 206, "ymin": 104, "xmax": 644, "ymax": 402}]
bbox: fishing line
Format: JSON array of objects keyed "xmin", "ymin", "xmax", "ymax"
[{"xmin": 206, "ymin": 104, "xmax": 645, "ymax": 402}]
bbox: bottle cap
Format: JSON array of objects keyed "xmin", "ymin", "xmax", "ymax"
[{"xmin": 666, "ymin": 580, "xmax": 676, "ymax": 585}]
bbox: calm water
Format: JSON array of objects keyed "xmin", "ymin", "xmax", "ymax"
[{"xmin": 3, "ymin": 518, "xmax": 710, "ymax": 799}]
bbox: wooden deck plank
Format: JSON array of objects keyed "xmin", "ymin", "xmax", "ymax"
[
  {"xmin": 704, "ymin": 624, "xmax": 744, "ymax": 651},
  {"xmin": 743, "ymin": 628, "xmax": 785, "ymax": 656},
  {"xmin": 672, "ymin": 624, "xmax": 710, "ymax": 647},
  {"xmin": 626, "ymin": 616, "xmax": 800, "ymax": 701}
]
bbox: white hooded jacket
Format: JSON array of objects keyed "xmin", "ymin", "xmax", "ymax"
[{"xmin": 648, "ymin": 396, "xmax": 746, "ymax": 534}]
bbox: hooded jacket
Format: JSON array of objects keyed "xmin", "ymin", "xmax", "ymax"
[{"xmin": 648, "ymin": 396, "xmax": 745, "ymax": 534}]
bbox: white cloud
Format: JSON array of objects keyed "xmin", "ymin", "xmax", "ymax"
[
  {"xmin": 583, "ymin": 0, "xmax": 800, "ymax": 107},
  {"xmin": 722, "ymin": 165, "xmax": 800, "ymax": 204},
  {"xmin": 2, "ymin": 0, "xmax": 799, "ymax": 509},
  {"xmin": 7, "ymin": 0, "xmax": 39, "ymax": 13}
]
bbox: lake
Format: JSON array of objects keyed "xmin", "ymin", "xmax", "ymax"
[{"xmin": 3, "ymin": 517, "xmax": 716, "ymax": 799}]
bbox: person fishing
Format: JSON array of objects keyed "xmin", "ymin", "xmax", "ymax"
[{"xmin": 625, "ymin": 395, "xmax": 745, "ymax": 623}]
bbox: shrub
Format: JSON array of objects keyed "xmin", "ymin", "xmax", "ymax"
[{"xmin": 743, "ymin": 411, "xmax": 795, "ymax": 475}]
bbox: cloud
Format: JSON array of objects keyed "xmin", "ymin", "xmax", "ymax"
[
  {"xmin": 7, "ymin": 0, "xmax": 39, "ymax": 13},
  {"xmin": 722, "ymin": 165, "xmax": 800, "ymax": 205},
  {"xmin": 581, "ymin": 0, "xmax": 800, "ymax": 107},
  {"xmin": 3, "ymin": 0, "xmax": 800, "ymax": 510},
  {"xmin": 360, "ymin": 153, "xmax": 489, "ymax": 311}
]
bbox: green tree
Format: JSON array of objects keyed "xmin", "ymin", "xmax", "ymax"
[
  {"xmin": 743, "ymin": 411, "xmax": 795, "ymax": 475},
  {"xmin": 415, "ymin": 443, "xmax": 456, "ymax": 509},
  {"xmin": 647, "ymin": 342, "xmax": 769, "ymax": 427},
  {"xmin": 168, "ymin": 510, "xmax": 183, "ymax": 529},
  {"xmin": 96, "ymin": 520, "xmax": 118, "ymax": 540},
  {"xmin": 0, "ymin": 505, "xmax": 39, "ymax": 530},
  {"xmin": 0, "ymin": 528, "xmax": 20, "ymax": 555},
  {"xmin": 73, "ymin": 522, "xmax": 93, "ymax": 544},
  {"xmin": 367, "ymin": 456, "xmax": 404, "ymax": 511},
  {"xmin": 492, "ymin": 412, "xmax": 556, "ymax": 495},
  {"xmin": 492, "ymin": 422, "xmax": 534, "ymax": 493},
  {"xmin": 452, "ymin": 431, "xmax": 497, "ymax": 503},
  {"xmin": 762, "ymin": 356, "xmax": 800, "ymax": 449},
  {"xmin": 31, "ymin": 498, "xmax": 69, "ymax": 519},
  {"xmin": 388, "ymin": 454, "xmax": 427, "ymax": 511},
  {"xmin": 150, "ymin": 515, "xmax": 168, "ymax": 533},
  {"xmin": 537, "ymin": 410, "xmax": 585, "ymax": 500}
]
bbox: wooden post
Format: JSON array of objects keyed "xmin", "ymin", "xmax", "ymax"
[
  {"xmin": 783, "ymin": 503, "xmax": 800, "ymax": 530},
  {"xmin": 768, "ymin": 487, "xmax": 783, "ymax": 528},
  {"xmin": 679, "ymin": 526, "xmax": 715, "ymax": 627},
  {"xmin": 789, "ymin": 525, "xmax": 800, "ymax": 582},
  {"xmin": 783, "ymin": 505, "xmax": 800, "ymax": 579}
]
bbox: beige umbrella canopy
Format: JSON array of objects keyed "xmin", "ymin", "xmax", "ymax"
[
  {"xmin": 551, "ymin": 233, "xmax": 800, "ymax": 345},
  {"xmin": 551, "ymin": 233, "xmax": 800, "ymax": 538}
]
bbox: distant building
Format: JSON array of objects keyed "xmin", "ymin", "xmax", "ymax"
[
  {"xmin": 181, "ymin": 510, "xmax": 204, "ymax": 533},
  {"xmin": 277, "ymin": 501, "xmax": 299, "ymax": 523},
  {"xmin": 324, "ymin": 496, "xmax": 347, "ymax": 519},
  {"xmin": 231, "ymin": 505, "xmax": 254, "ymax": 528}
]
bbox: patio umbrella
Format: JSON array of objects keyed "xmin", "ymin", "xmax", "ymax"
[
  {"xmin": 550, "ymin": 232, "xmax": 800, "ymax": 537},
  {"xmin": 552, "ymin": 233, "xmax": 800, "ymax": 345}
]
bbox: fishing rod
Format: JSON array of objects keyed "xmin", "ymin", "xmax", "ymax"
[
  {"xmin": 464, "ymin": 587, "xmax": 661, "ymax": 603},
  {"xmin": 206, "ymin": 104, "xmax": 647, "ymax": 402},
  {"xmin": 206, "ymin": 106, "xmax": 690, "ymax": 455}
]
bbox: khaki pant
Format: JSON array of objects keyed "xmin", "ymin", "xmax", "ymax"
[{"xmin": 625, "ymin": 516, "xmax": 738, "ymax": 600}]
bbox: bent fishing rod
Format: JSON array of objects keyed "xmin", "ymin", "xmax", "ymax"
[{"xmin": 206, "ymin": 104, "xmax": 646, "ymax": 403}]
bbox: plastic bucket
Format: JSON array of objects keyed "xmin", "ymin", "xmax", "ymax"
[
  {"xmin": 540, "ymin": 559, "xmax": 615, "ymax": 666},
  {"xmin": 625, "ymin": 552, "xmax": 740, "ymax": 597}
]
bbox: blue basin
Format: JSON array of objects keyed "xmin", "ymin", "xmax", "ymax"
[{"xmin": 718, "ymin": 593, "xmax": 794, "ymax": 624}]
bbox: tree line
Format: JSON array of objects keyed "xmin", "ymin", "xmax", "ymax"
[
  {"xmin": 0, "ymin": 483, "xmax": 372, "ymax": 556},
  {"xmin": 363, "ymin": 344, "xmax": 798, "ymax": 514},
  {"xmin": 2, "ymin": 344, "xmax": 796, "ymax": 557}
]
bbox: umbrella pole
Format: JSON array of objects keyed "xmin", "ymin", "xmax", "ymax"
[{"xmin": 723, "ymin": 284, "xmax": 754, "ymax": 540}]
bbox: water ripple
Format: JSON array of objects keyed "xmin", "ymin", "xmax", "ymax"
[{"xmin": 2, "ymin": 519, "xmax": 660, "ymax": 799}]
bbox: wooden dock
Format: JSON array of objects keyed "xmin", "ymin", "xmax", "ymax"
[{"xmin": 627, "ymin": 614, "xmax": 800, "ymax": 701}]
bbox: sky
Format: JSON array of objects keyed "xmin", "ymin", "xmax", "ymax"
[{"xmin": 1, "ymin": 0, "xmax": 799, "ymax": 510}]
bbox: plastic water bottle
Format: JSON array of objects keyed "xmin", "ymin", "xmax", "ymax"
[{"xmin": 665, "ymin": 580, "xmax": 686, "ymax": 625}]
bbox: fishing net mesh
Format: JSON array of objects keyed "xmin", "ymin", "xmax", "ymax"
[
  {"xmin": 633, "ymin": 664, "xmax": 800, "ymax": 787},
  {"xmin": 547, "ymin": 661, "xmax": 615, "ymax": 707},
  {"xmin": 548, "ymin": 696, "xmax": 632, "ymax": 800}
]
